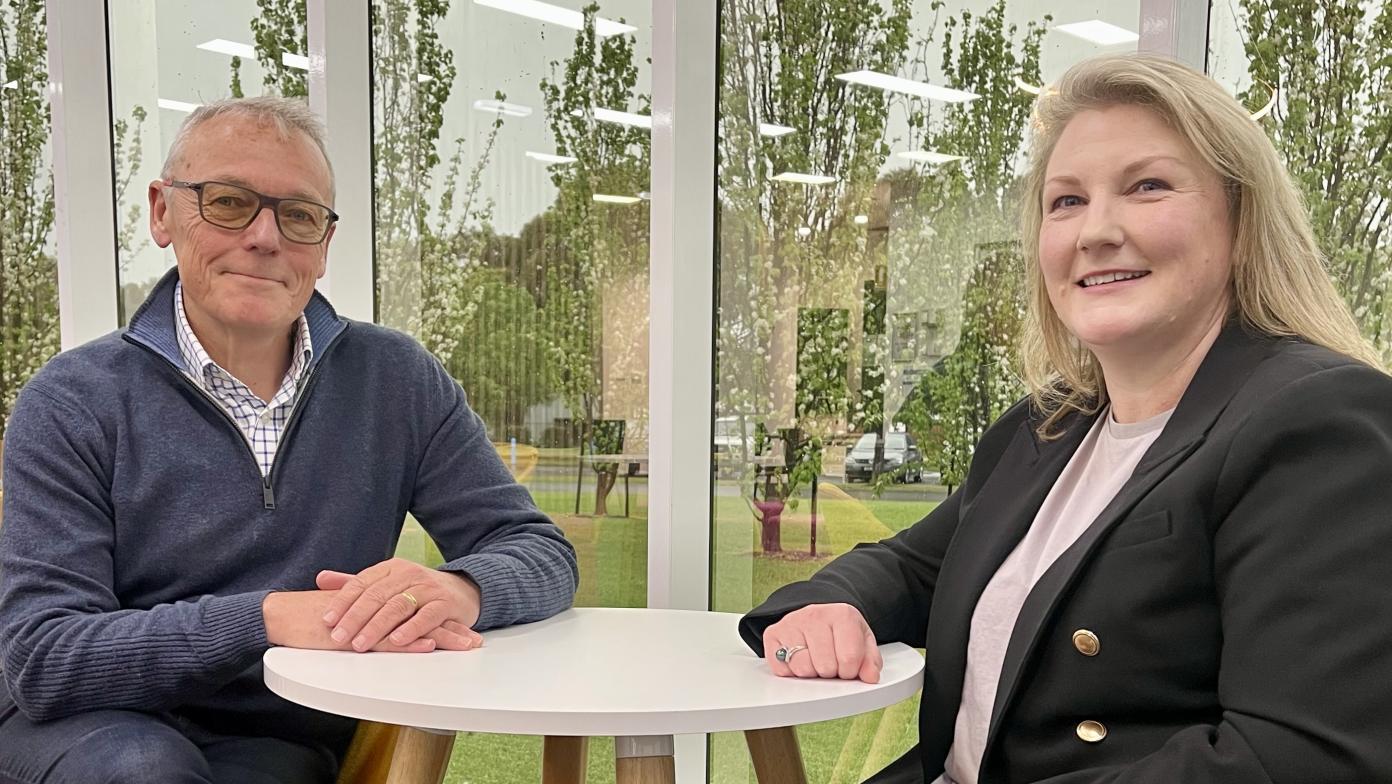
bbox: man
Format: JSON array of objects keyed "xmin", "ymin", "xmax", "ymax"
[{"xmin": 0, "ymin": 97, "xmax": 578, "ymax": 783}]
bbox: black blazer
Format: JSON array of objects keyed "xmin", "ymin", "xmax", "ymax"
[{"xmin": 740, "ymin": 322, "xmax": 1392, "ymax": 783}]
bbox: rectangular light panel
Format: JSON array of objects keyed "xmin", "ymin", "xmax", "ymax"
[
  {"xmin": 759, "ymin": 123, "xmax": 797, "ymax": 137},
  {"xmin": 198, "ymin": 39, "xmax": 308, "ymax": 71},
  {"xmin": 474, "ymin": 99, "xmax": 534, "ymax": 117},
  {"xmin": 771, "ymin": 172, "xmax": 837, "ymax": 186},
  {"xmin": 571, "ymin": 107, "xmax": 652, "ymax": 129},
  {"xmin": 474, "ymin": 0, "xmax": 636, "ymax": 37},
  {"xmin": 526, "ymin": 151, "xmax": 579, "ymax": 164},
  {"xmin": 835, "ymin": 70, "xmax": 979, "ymax": 103},
  {"xmin": 158, "ymin": 99, "xmax": 202, "ymax": 113},
  {"xmin": 1053, "ymin": 20, "xmax": 1140, "ymax": 46},
  {"xmin": 593, "ymin": 194, "xmax": 642, "ymax": 204}
]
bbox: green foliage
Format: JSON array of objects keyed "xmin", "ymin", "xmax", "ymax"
[
  {"xmin": 717, "ymin": 0, "xmax": 913, "ymax": 513},
  {"xmin": 885, "ymin": 0, "xmax": 1047, "ymax": 322},
  {"xmin": 1239, "ymin": 0, "xmax": 1392, "ymax": 356},
  {"xmin": 901, "ymin": 242, "xmax": 1025, "ymax": 491},
  {"xmin": 796, "ymin": 308, "xmax": 851, "ymax": 420},
  {"xmin": 372, "ymin": 1, "xmax": 466, "ymax": 342},
  {"xmin": 113, "ymin": 105, "xmax": 150, "ymax": 265},
  {"xmin": 781, "ymin": 429, "xmax": 824, "ymax": 510},
  {"xmin": 538, "ymin": 5, "xmax": 649, "ymax": 436},
  {"xmin": 0, "ymin": 0, "xmax": 58, "ymax": 439},
  {"xmin": 907, "ymin": 0, "xmax": 1049, "ymax": 197},
  {"xmin": 587, "ymin": 419, "xmax": 625, "ymax": 476},
  {"xmin": 853, "ymin": 280, "xmax": 887, "ymax": 434},
  {"xmin": 442, "ymin": 270, "xmax": 553, "ymax": 440},
  {"xmin": 230, "ymin": 55, "xmax": 245, "ymax": 99},
  {"xmin": 251, "ymin": 0, "xmax": 308, "ymax": 97},
  {"xmin": 371, "ymin": 0, "xmax": 560, "ymax": 443},
  {"xmin": 881, "ymin": 1, "xmax": 1046, "ymax": 492}
]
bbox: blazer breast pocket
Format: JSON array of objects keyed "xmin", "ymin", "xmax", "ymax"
[{"xmin": 1101, "ymin": 510, "xmax": 1173, "ymax": 551}]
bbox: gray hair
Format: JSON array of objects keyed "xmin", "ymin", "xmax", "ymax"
[{"xmin": 160, "ymin": 96, "xmax": 335, "ymax": 201}]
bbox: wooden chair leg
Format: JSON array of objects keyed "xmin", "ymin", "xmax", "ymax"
[
  {"xmin": 542, "ymin": 736, "xmax": 589, "ymax": 784},
  {"xmin": 745, "ymin": 726, "xmax": 809, "ymax": 784},
  {"xmin": 383, "ymin": 727, "xmax": 455, "ymax": 784}
]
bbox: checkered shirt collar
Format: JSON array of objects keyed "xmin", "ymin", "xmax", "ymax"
[{"xmin": 173, "ymin": 280, "xmax": 314, "ymax": 390}]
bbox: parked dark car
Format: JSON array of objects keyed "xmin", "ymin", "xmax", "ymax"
[{"xmin": 844, "ymin": 431, "xmax": 923, "ymax": 482}]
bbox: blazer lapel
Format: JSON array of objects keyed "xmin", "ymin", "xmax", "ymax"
[
  {"xmin": 981, "ymin": 320, "xmax": 1279, "ymax": 754},
  {"xmin": 920, "ymin": 412, "xmax": 1096, "ymax": 761}
]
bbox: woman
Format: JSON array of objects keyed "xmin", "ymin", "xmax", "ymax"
[{"xmin": 741, "ymin": 54, "xmax": 1392, "ymax": 783}]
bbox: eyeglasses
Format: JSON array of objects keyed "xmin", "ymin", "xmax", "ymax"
[{"xmin": 167, "ymin": 180, "xmax": 339, "ymax": 245}]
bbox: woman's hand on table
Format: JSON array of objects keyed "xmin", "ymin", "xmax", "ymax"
[{"xmin": 762, "ymin": 603, "xmax": 882, "ymax": 683}]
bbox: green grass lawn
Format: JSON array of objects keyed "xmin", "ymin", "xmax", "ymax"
[{"xmin": 393, "ymin": 480, "xmax": 937, "ymax": 783}]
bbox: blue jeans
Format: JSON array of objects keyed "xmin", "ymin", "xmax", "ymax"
[{"xmin": 0, "ymin": 701, "xmax": 337, "ymax": 784}]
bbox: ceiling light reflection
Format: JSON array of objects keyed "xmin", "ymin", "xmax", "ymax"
[
  {"xmin": 475, "ymin": 99, "xmax": 533, "ymax": 117},
  {"xmin": 473, "ymin": 0, "xmax": 636, "ymax": 37},
  {"xmin": 526, "ymin": 150, "xmax": 578, "ymax": 164},
  {"xmin": 835, "ymin": 70, "xmax": 978, "ymax": 103},
  {"xmin": 1053, "ymin": 20, "xmax": 1139, "ymax": 46},
  {"xmin": 572, "ymin": 107, "xmax": 652, "ymax": 129},
  {"xmin": 158, "ymin": 98, "xmax": 202, "ymax": 113},
  {"xmin": 771, "ymin": 172, "xmax": 837, "ymax": 185},
  {"xmin": 197, "ymin": 38, "xmax": 309, "ymax": 71}
]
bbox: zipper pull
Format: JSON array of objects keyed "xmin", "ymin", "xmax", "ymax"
[{"xmin": 263, "ymin": 479, "xmax": 276, "ymax": 509}]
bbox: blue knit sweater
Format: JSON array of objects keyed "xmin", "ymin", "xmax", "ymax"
[{"xmin": 0, "ymin": 270, "xmax": 578, "ymax": 749}]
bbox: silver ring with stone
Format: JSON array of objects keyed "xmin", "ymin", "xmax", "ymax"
[{"xmin": 774, "ymin": 645, "xmax": 807, "ymax": 663}]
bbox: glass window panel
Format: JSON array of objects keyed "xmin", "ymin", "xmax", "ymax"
[
  {"xmin": 1209, "ymin": 1, "xmax": 1392, "ymax": 358},
  {"xmin": 108, "ymin": 0, "xmax": 311, "ymax": 322},
  {"xmin": 0, "ymin": 0, "xmax": 59, "ymax": 463},
  {"xmin": 371, "ymin": 1, "xmax": 650, "ymax": 779},
  {"xmin": 710, "ymin": 2, "xmax": 1140, "ymax": 780}
]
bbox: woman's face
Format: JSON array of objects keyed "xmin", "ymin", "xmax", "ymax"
[{"xmin": 1038, "ymin": 104, "xmax": 1234, "ymax": 362}]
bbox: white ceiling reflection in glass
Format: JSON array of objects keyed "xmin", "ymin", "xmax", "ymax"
[
  {"xmin": 836, "ymin": 69, "xmax": 980, "ymax": 103},
  {"xmin": 1052, "ymin": 19, "xmax": 1140, "ymax": 46},
  {"xmin": 420, "ymin": 0, "xmax": 650, "ymax": 238},
  {"xmin": 473, "ymin": 0, "xmax": 637, "ymax": 37}
]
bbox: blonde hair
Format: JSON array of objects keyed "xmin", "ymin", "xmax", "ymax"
[
  {"xmin": 1018, "ymin": 53, "xmax": 1383, "ymax": 437},
  {"xmin": 161, "ymin": 96, "xmax": 335, "ymax": 201}
]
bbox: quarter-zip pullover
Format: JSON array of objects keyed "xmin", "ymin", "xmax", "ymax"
[{"xmin": 0, "ymin": 268, "xmax": 579, "ymax": 753}]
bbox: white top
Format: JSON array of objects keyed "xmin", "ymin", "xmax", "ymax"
[
  {"xmin": 939, "ymin": 406, "xmax": 1172, "ymax": 784},
  {"xmin": 264, "ymin": 607, "xmax": 924, "ymax": 737}
]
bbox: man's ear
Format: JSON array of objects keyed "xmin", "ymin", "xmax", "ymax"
[{"xmin": 149, "ymin": 180, "xmax": 173, "ymax": 248}]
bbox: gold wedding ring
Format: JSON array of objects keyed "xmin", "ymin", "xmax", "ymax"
[{"xmin": 400, "ymin": 591, "xmax": 419, "ymax": 609}]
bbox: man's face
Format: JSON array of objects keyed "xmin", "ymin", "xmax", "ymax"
[{"xmin": 149, "ymin": 115, "xmax": 335, "ymax": 339}]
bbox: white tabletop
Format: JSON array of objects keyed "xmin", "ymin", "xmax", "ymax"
[{"xmin": 264, "ymin": 607, "xmax": 923, "ymax": 737}]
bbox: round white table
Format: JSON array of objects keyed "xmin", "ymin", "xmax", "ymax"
[{"xmin": 264, "ymin": 607, "xmax": 923, "ymax": 784}]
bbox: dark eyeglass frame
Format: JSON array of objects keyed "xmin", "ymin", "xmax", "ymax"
[{"xmin": 166, "ymin": 179, "xmax": 339, "ymax": 245}]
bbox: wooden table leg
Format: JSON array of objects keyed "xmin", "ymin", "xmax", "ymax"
[
  {"xmin": 745, "ymin": 726, "xmax": 809, "ymax": 784},
  {"xmin": 614, "ymin": 735, "xmax": 675, "ymax": 784},
  {"xmin": 542, "ymin": 736, "xmax": 589, "ymax": 784},
  {"xmin": 384, "ymin": 727, "xmax": 455, "ymax": 784}
]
